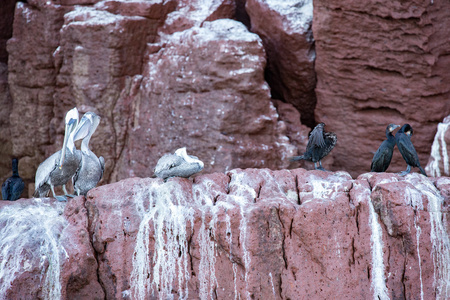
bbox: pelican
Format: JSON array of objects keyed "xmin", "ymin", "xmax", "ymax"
[
  {"xmin": 72, "ymin": 112, "xmax": 105, "ymax": 196},
  {"xmin": 2, "ymin": 158, "xmax": 25, "ymax": 201},
  {"xmin": 154, "ymin": 147, "xmax": 204, "ymax": 180},
  {"xmin": 33, "ymin": 107, "xmax": 81, "ymax": 201}
]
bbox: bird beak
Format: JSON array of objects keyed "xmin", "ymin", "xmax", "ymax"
[
  {"xmin": 73, "ymin": 117, "xmax": 91, "ymax": 142},
  {"xmin": 59, "ymin": 118, "xmax": 77, "ymax": 168},
  {"xmin": 390, "ymin": 124, "xmax": 400, "ymax": 132}
]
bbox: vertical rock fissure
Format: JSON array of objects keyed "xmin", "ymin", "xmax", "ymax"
[
  {"xmin": 294, "ymin": 175, "xmax": 301, "ymax": 205},
  {"xmin": 83, "ymin": 199, "xmax": 107, "ymax": 299}
]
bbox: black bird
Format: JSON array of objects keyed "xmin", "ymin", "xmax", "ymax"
[
  {"xmin": 371, "ymin": 124, "xmax": 400, "ymax": 172},
  {"xmin": 395, "ymin": 124, "xmax": 427, "ymax": 176},
  {"xmin": 290, "ymin": 123, "xmax": 337, "ymax": 171},
  {"xmin": 2, "ymin": 158, "xmax": 25, "ymax": 201}
]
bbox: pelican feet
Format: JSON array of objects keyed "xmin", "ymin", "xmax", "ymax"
[{"xmin": 55, "ymin": 195, "xmax": 68, "ymax": 202}]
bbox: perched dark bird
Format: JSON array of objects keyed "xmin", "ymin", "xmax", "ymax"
[
  {"xmin": 395, "ymin": 124, "xmax": 427, "ymax": 176},
  {"xmin": 371, "ymin": 124, "xmax": 400, "ymax": 172},
  {"xmin": 290, "ymin": 123, "xmax": 337, "ymax": 171},
  {"xmin": 2, "ymin": 158, "xmax": 25, "ymax": 201},
  {"xmin": 33, "ymin": 107, "xmax": 82, "ymax": 201},
  {"xmin": 154, "ymin": 147, "xmax": 204, "ymax": 180},
  {"xmin": 72, "ymin": 112, "xmax": 105, "ymax": 196}
]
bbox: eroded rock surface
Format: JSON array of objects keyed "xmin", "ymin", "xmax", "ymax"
[
  {"xmin": 426, "ymin": 115, "xmax": 450, "ymax": 177},
  {"xmin": 313, "ymin": 0, "xmax": 450, "ymax": 177},
  {"xmin": 114, "ymin": 19, "xmax": 296, "ymax": 180},
  {"xmin": 3, "ymin": 0, "xmax": 305, "ymax": 196},
  {"xmin": 0, "ymin": 196, "xmax": 103, "ymax": 299},
  {"xmin": 246, "ymin": 0, "xmax": 316, "ymax": 127},
  {"xmin": 1, "ymin": 169, "xmax": 450, "ymax": 299}
]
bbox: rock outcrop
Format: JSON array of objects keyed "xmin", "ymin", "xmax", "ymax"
[
  {"xmin": 313, "ymin": 0, "xmax": 450, "ymax": 177},
  {"xmin": 0, "ymin": 196, "xmax": 103, "ymax": 299},
  {"xmin": 246, "ymin": 0, "xmax": 316, "ymax": 127},
  {"xmin": 426, "ymin": 115, "xmax": 450, "ymax": 178},
  {"xmin": 2, "ymin": 0, "xmax": 306, "ymax": 196},
  {"xmin": 1, "ymin": 169, "xmax": 449, "ymax": 299}
]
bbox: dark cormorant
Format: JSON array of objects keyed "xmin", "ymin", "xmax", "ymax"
[
  {"xmin": 72, "ymin": 112, "xmax": 105, "ymax": 196},
  {"xmin": 33, "ymin": 107, "xmax": 82, "ymax": 201},
  {"xmin": 371, "ymin": 124, "xmax": 400, "ymax": 172},
  {"xmin": 290, "ymin": 123, "xmax": 337, "ymax": 171},
  {"xmin": 154, "ymin": 147, "xmax": 204, "ymax": 180},
  {"xmin": 395, "ymin": 124, "xmax": 427, "ymax": 176},
  {"xmin": 2, "ymin": 158, "xmax": 25, "ymax": 201}
]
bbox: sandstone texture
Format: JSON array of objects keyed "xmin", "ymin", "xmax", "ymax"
[
  {"xmin": 115, "ymin": 19, "xmax": 296, "ymax": 180},
  {"xmin": 1, "ymin": 169, "xmax": 449, "ymax": 299},
  {"xmin": 0, "ymin": 196, "xmax": 103, "ymax": 299},
  {"xmin": 0, "ymin": 0, "xmax": 19, "ymax": 190},
  {"xmin": 426, "ymin": 115, "xmax": 450, "ymax": 177},
  {"xmin": 1, "ymin": 0, "xmax": 310, "ymax": 197},
  {"xmin": 313, "ymin": 0, "xmax": 450, "ymax": 177},
  {"xmin": 3, "ymin": 0, "xmax": 450, "ymax": 195},
  {"xmin": 246, "ymin": 0, "xmax": 316, "ymax": 127}
]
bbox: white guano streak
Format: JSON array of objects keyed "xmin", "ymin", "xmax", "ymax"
[
  {"xmin": 427, "ymin": 122, "xmax": 450, "ymax": 177},
  {"xmin": 415, "ymin": 179, "xmax": 450, "ymax": 299},
  {"xmin": 406, "ymin": 186, "xmax": 424, "ymax": 300},
  {"xmin": 0, "ymin": 199, "xmax": 67, "ymax": 300},
  {"xmin": 130, "ymin": 181, "xmax": 194, "ymax": 300},
  {"xmin": 368, "ymin": 194, "xmax": 389, "ymax": 300}
]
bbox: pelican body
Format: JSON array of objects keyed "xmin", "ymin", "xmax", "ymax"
[
  {"xmin": 154, "ymin": 147, "xmax": 204, "ymax": 180},
  {"xmin": 72, "ymin": 112, "xmax": 104, "ymax": 196},
  {"xmin": 2, "ymin": 158, "xmax": 25, "ymax": 201},
  {"xmin": 33, "ymin": 108, "xmax": 81, "ymax": 200}
]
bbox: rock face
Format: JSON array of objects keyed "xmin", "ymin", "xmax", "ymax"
[
  {"xmin": 246, "ymin": 0, "xmax": 316, "ymax": 127},
  {"xmin": 313, "ymin": 0, "xmax": 450, "ymax": 177},
  {"xmin": 0, "ymin": 0, "xmax": 19, "ymax": 189},
  {"xmin": 115, "ymin": 19, "xmax": 296, "ymax": 180},
  {"xmin": 4, "ymin": 0, "xmax": 450, "ymax": 195},
  {"xmin": 0, "ymin": 196, "xmax": 103, "ymax": 299},
  {"xmin": 2, "ymin": 169, "xmax": 449, "ymax": 299},
  {"xmin": 2, "ymin": 0, "xmax": 305, "ymax": 196},
  {"xmin": 426, "ymin": 115, "xmax": 450, "ymax": 177}
]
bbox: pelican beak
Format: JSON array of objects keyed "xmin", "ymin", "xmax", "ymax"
[
  {"xmin": 73, "ymin": 117, "xmax": 91, "ymax": 142},
  {"xmin": 59, "ymin": 118, "xmax": 77, "ymax": 168}
]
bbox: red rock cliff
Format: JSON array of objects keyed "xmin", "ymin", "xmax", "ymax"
[
  {"xmin": 0, "ymin": 170, "xmax": 449, "ymax": 299},
  {"xmin": 2, "ymin": 0, "xmax": 450, "ymax": 194}
]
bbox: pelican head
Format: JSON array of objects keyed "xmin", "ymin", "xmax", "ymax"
[
  {"xmin": 59, "ymin": 107, "xmax": 79, "ymax": 167},
  {"xmin": 73, "ymin": 112, "xmax": 101, "ymax": 144},
  {"xmin": 174, "ymin": 147, "xmax": 204, "ymax": 168}
]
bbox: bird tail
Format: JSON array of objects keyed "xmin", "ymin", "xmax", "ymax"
[
  {"xmin": 419, "ymin": 166, "xmax": 428, "ymax": 177},
  {"xmin": 290, "ymin": 155, "xmax": 305, "ymax": 162},
  {"xmin": 33, "ymin": 184, "xmax": 50, "ymax": 198}
]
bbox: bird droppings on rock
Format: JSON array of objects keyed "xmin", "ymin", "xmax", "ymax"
[{"xmin": 2, "ymin": 169, "xmax": 449, "ymax": 299}]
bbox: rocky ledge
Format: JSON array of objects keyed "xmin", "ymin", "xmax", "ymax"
[{"xmin": 1, "ymin": 168, "xmax": 449, "ymax": 299}]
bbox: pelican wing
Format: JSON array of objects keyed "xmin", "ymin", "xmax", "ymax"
[
  {"xmin": 35, "ymin": 150, "xmax": 61, "ymax": 190},
  {"xmin": 154, "ymin": 154, "xmax": 184, "ymax": 176}
]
